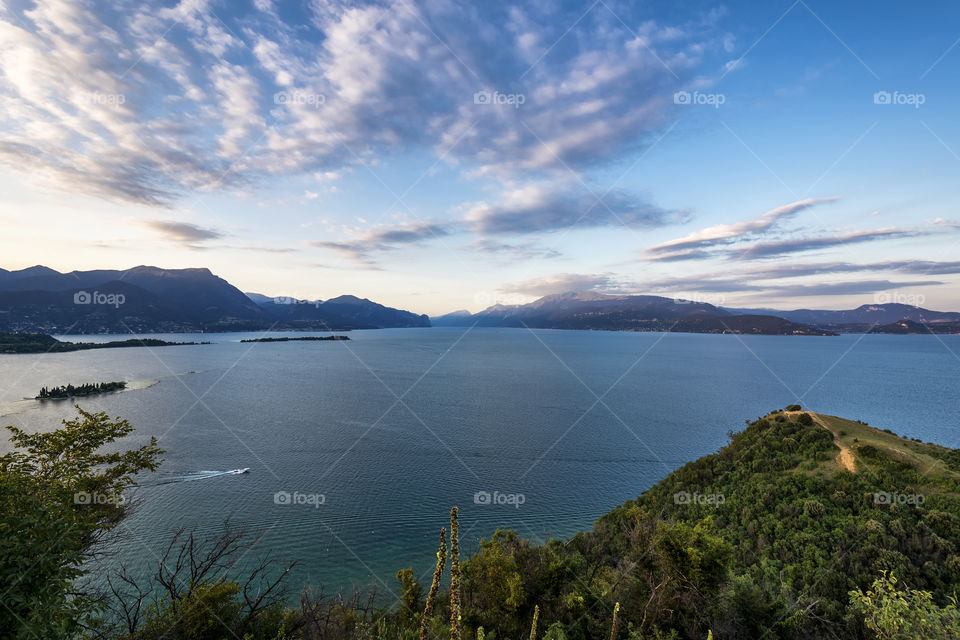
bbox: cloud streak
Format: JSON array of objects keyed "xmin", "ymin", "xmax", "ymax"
[
  {"xmin": 0, "ymin": 0, "xmax": 725, "ymax": 204},
  {"xmin": 142, "ymin": 220, "xmax": 223, "ymax": 247},
  {"xmin": 645, "ymin": 197, "xmax": 838, "ymax": 259}
]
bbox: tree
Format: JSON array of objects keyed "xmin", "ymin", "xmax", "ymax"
[
  {"xmin": 0, "ymin": 406, "xmax": 163, "ymax": 638},
  {"xmin": 850, "ymin": 572, "xmax": 960, "ymax": 640}
]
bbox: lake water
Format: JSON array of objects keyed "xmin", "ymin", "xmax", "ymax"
[{"xmin": 2, "ymin": 328, "xmax": 959, "ymax": 601}]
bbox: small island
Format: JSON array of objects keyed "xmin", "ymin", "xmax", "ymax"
[
  {"xmin": 0, "ymin": 333, "xmax": 209, "ymax": 354},
  {"xmin": 240, "ymin": 335, "xmax": 350, "ymax": 343},
  {"xmin": 36, "ymin": 381, "xmax": 127, "ymax": 399}
]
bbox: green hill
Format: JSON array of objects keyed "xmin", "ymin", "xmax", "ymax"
[{"xmin": 6, "ymin": 408, "xmax": 960, "ymax": 639}]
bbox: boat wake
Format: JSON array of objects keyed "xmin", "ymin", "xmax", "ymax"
[{"xmin": 146, "ymin": 468, "xmax": 250, "ymax": 486}]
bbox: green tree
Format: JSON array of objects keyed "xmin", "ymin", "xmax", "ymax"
[
  {"xmin": 850, "ymin": 572, "xmax": 960, "ymax": 639},
  {"xmin": 0, "ymin": 406, "xmax": 163, "ymax": 638}
]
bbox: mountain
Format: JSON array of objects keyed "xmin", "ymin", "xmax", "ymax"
[
  {"xmin": 724, "ymin": 302, "xmax": 960, "ymax": 327},
  {"xmin": 868, "ymin": 319, "xmax": 960, "ymax": 334},
  {"xmin": 0, "ymin": 266, "xmax": 429, "ymax": 333},
  {"xmin": 524, "ymin": 409, "xmax": 960, "ymax": 638},
  {"xmin": 248, "ymin": 292, "xmax": 430, "ymax": 329},
  {"xmin": 435, "ymin": 291, "xmax": 832, "ymax": 335},
  {"xmin": 430, "ymin": 309, "xmax": 473, "ymax": 326}
]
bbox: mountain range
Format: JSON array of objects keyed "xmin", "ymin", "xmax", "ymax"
[
  {"xmin": 0, "ymin": 266, "xmax": 428, "ymax": 333},
  {"xmin": 434, "ymin": 291, "xmax": 960, "ymax": 334},
  {"xmin": 1, "ymin": 265, "xmax": 956, "ymax": 335}
]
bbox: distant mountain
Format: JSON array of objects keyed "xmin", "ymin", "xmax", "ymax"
[
  {"xmin": 724, "ymin": 303, "xmax": 960, "ymax": 329},
  {"xmin": 431, "ymin": 309, "xmax": 473, "ymax": 326},
  {"xmin": 247, "ymin": 293, "xmax": 429, "ymax": 329},
  {"xmin": 857, "ymin": 319, "xmax": 960, "ymax": 334},
  {"xmin": 0, "ymin": 265, "xmax": 429, "ymax": 333},
  {"xmin": 435, "ymin": 291, "xmax": 831, "ymax": 335}
]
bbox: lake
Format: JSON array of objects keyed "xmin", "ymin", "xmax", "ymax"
[{"xmin": 2, "ymin": 328, "xmax": 958, "ymax": 601}]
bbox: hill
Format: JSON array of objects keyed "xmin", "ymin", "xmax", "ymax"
[
  {"xmin": 7, "ymin": 407, "xmax": 960, "ymax": 639},
  {"xmin": 0, "ymin": 265, "xmax": 429, "ymax": 332},
  {"xmin": 246, "ymin": 293, "xmax": 430, "ymax": 329},
  {"xmin": 436, "ymin": 291, "xmax": 832, "ymax": 335},
  {"xmin": 725, "ymin": 302, "xmax": 960, "ymax": 329},
  {"xmin": 0, "ymin": 332, "xmax": 206, "ymax": 353}
]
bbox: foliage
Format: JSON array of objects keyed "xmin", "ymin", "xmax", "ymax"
[
  {"xmin": 37, "ymin": 381, "xmax": 127, "ymax": 399},
  {"xmin": 8, "ymin": 409, "xmax": 960, "ymax": 640},
  {"xmin": 850, "ymin": 572, "xmax": 960, "ymax": 639},
  {"xmin": 0, "ymin": 406, "xmax": 163, "ymax": 638}
]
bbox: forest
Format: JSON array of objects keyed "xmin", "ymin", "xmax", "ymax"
[{"xmin": 36, "ymin": 382, "xmax": 127, "ymax": 399}]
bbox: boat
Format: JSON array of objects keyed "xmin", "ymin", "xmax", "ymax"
[{"xmin": 231, "ymin": 468, "xmax": 250, "ymax": 474}]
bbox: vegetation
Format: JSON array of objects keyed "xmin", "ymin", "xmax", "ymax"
[
  {"xmin": 0, "ymin": 332, "xmax": 208, "ymax": 354},
  {"xmin": 850, "ymin": 572, "xmax": 960, "ymax": 639},
  {"xmin": 37, "ymin": 381, "xmax": 127, "ymax": 399},
  {"xmin": 0, "ymin": 407, "xmax": 163, "ymax": 637},
  {"xmin": 4, "ymin": 407, "xmax": 960, "ymax": 639}
]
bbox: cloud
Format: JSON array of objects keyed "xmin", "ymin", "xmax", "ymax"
[
  {"xmin": 638, "ymin": 259, "xmax": 960, "ymax": 298},
  {"xmin": 645, "ymin": 197, "xmax": 838, "ymax": 258},
  {"xmin": 142, "ymin": 220, "xmax": 223, "ymax": 247},
  {"xmin": 469, "ymin": 239, "xmax": 562, "ymax": 261},
  {"xmin": 310, "ymin": 220, "xmax": 454, "ymax": 264},
  {"xmin": 500, "ymin": 273, "xmax": 622, "ymax": 297},
  {"xmin": 466, "ymin": 183, "xmax": 686, "ymax": 235},
  {"xmin": 753, "ymin": 280, "xmax": 943, "ymax": 298},
  {"xmin": 0, "ymin": 0, "xmax": 724, "ymax": 204},
  {"xmin": 733, "ymin": 228, "xmax": 919, "ymax": 260},
  {"xmin": 312, "ymin": 181, "xmax": 683, "ymax": 264},
  {"xmin": 736, "ymin": 260, "xmax": 960, "ymax": 279}
]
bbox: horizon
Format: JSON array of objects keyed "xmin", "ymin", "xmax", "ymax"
[
  {"xmin": 4, "ymin": 261, "xmax": 959, "ymax": 317},
  {"xmin": 2, "ymin": 1, "xmax": 959, "ymax": 315}
]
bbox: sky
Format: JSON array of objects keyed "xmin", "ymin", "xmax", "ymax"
[{"xmin": 0, "ymin": 0, "xmax": 958, "ymax": 316}]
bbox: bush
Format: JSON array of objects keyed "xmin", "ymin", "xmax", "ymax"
[
  {"xmin": 797, "ymin": 413, "xmax": 814, "ymax": 426},
  {"xmin": 786, "ymin": 404, "xmax": 802, "ymax": 411}
]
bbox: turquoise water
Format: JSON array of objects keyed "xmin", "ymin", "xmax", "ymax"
[{"xmin": 2, "ymin": 328, "xmax": 959, "ymax": 599}]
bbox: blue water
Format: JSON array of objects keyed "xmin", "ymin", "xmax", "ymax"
[{"xmin": 1, "ymin": 328, "xmax": 958, "ymax": 600}]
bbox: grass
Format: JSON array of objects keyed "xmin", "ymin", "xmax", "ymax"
[
  {"xmin": 770, "ymin": 410, "xmax": 959, "ymax": 480},
  {"xmin": 818, "ymin": 414, "xmax": 960, "ymax": 479}
]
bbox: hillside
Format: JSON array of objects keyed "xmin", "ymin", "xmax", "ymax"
[
  {"xmin": 8, "ymin": 407, "xmax": 960, "ymax": 639},
  {"xmin": 725, "ymin": 303, "xmax": 960, "ymax": 332},
  {"xmin": 0, "ymin": 265, "xmax": 429, "ymax": 332},
  {"xmin": 436, "ymin": 291, "xmax": 833, "ymax": 335}
]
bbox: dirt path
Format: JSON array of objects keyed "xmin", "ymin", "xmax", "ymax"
[{"xmin": 785, "ymin": 411, "xmax": 857, "ymax": 473}]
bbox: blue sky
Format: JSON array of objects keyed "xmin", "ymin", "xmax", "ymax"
[{"xmin": 0, "ymin": 0, "xmax": 958, "ymax": 315}]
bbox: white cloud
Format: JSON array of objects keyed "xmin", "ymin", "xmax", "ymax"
[{"xmin": 0, "ymin": 0, "xmax": 726, "ymax": 204}]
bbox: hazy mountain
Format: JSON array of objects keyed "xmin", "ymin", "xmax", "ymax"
[
  {"xmin": 434, "ymin": 291, "xmax": 830, "ymax": 335},
  {"xmin": 431, "ymin": 309, "xmax": 474, "ymax": 326},
  {"xmin": 724, "ymin": 303, "xmax": 960, "ymax": 326},
  {"xmin": 0, "ymin": 266, "xmax": 429, "ymax": 333},
  {"xmin": 248, "ymin": 293, "xmax": 430, "ymax": 329}
]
